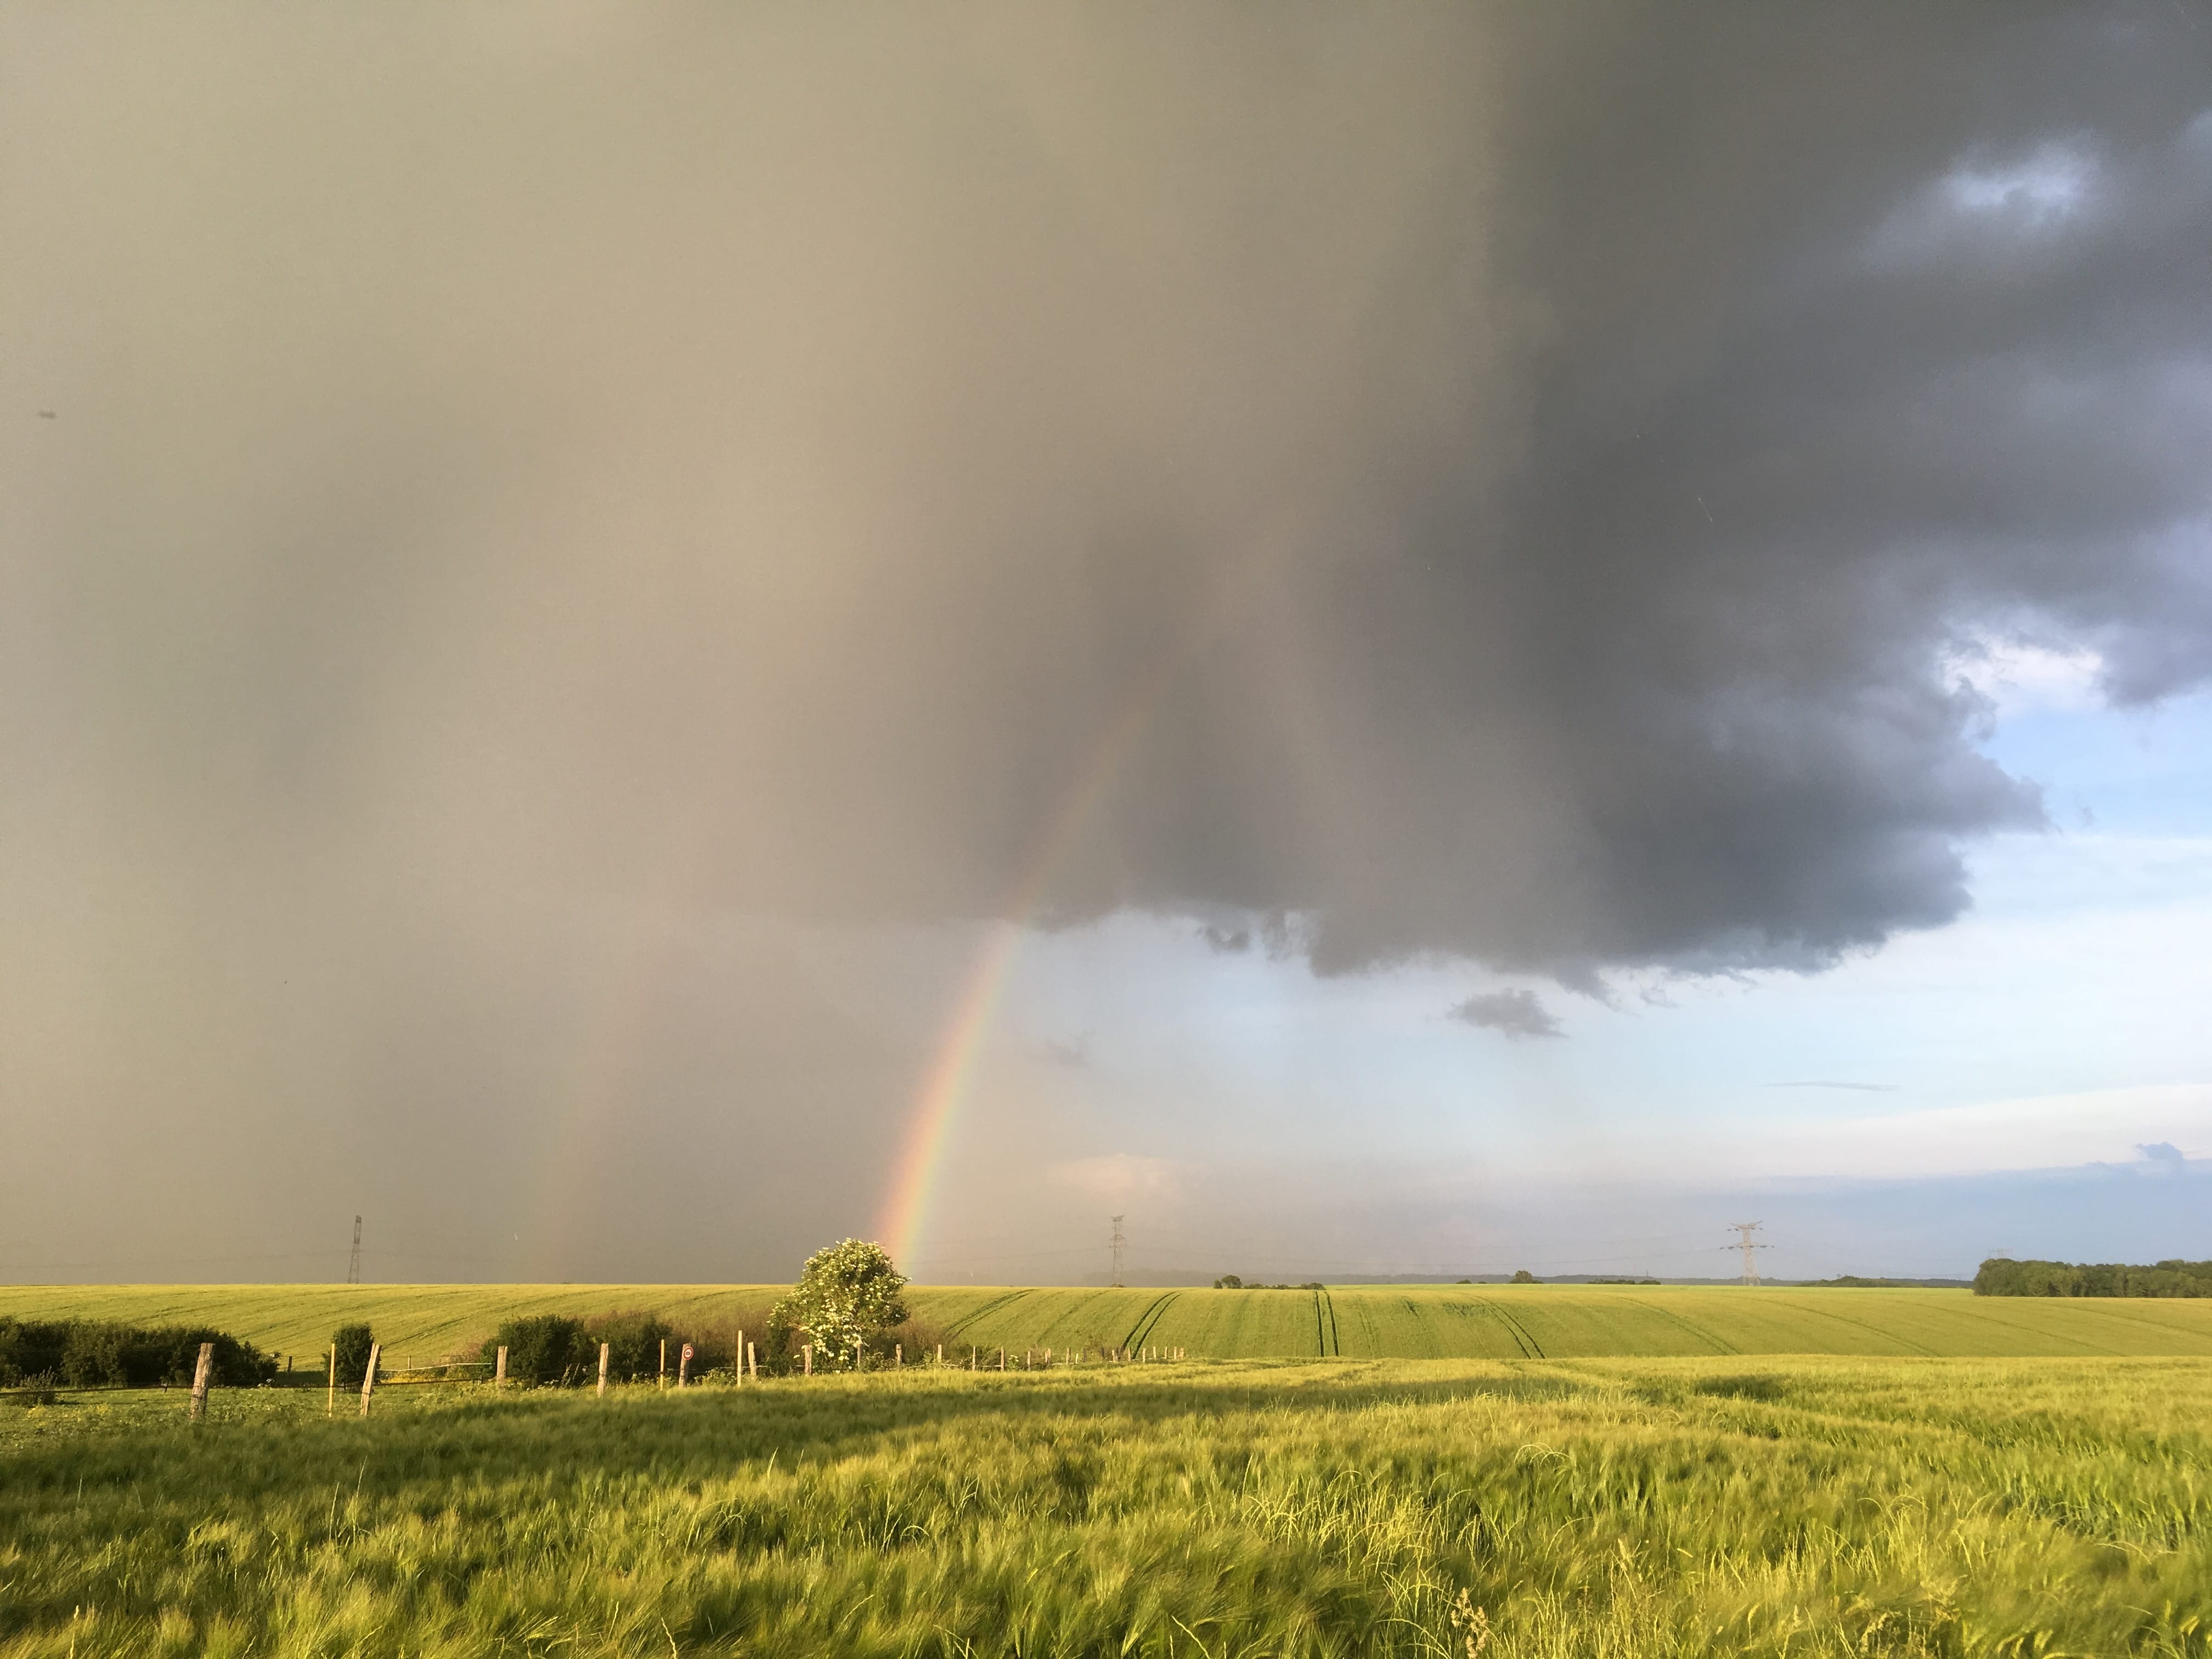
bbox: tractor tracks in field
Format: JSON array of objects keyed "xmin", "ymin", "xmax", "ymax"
[
  {"xmin": 1643, "ymin": 1301, "xmax": 1741, "ymax": 1356},
  {"xmin": 1779, "ymin": 1297, "xmax": 1939, "ymax": 1357},
  {"xmin": 941, "ymin": 1289, "xmax": 1032, "ymax": 1343},
  {"xmin": 1122, "ymin": 1291, "xmax": 1178, "ymax": 1352},
  {"xmin": 1477, "ymin": 1298, "xmax": 1547, "ymax": 1359},
  {"xmin": 1315, "ymin": 1288, "xmax": 1341, "ymax": 1357}
]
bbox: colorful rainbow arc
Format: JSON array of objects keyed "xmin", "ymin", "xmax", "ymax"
[{"xmin": 872, "ymin": 664, "xmax": 1176, "ymax": 1271}]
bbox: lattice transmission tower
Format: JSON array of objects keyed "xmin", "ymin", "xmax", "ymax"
[
  {"xmin": 347, "ymin": 1215, "xmax": 363, "ymax": 1284},
  {"xmin": 1109, "ymin": 1215, "xmax": 1125, "ymax": 1289},
  {"xmin": 1729, "ymin": 1221, "xmax": 1770, "ymax": 1286}
]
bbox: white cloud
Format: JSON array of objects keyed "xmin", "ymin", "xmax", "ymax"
[
  {"xmin": 1944, "ymin": 635, "xmax": 2106, "ymax": 717},
  {"xmin": 1046, "ymin": 1153, "xmax": 1185, "ymax": 1202},
  {"xmin": 1869, "ymin": 140, "xmax": 2102, "ymax": 267},
  {"xmin": 1941, "ymin": 144, "xmax": 2098, "ymax": 224},
  {"xmin": 1640, "ymin": 1083, "xmax": 2212, "ymax": 1183}
]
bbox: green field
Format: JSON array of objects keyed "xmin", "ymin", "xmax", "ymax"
[
  {"xmin": 5, "ymin": 1355, "xmax": 2212, "ymax": 1656},
  {"xmin": 13, "ymin": 1281, "xmax": 2212, "ymax": 1363}
]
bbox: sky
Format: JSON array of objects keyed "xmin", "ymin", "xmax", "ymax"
[{"xmin": 5, "ymin": 4, "xmax": 2212, "ymax": 1286}]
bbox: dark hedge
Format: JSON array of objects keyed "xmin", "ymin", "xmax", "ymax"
[{"xmin": 0, "ymin": 1317, "xmax": 279, "ymax": 1388}]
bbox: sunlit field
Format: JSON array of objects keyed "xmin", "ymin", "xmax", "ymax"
[
  {"xmin": 13, "ymin": 1282, "xmax": 2212, "ymax": 1367},
  {"xmin": 4, "ymin": 1356, "xmax": 2211, "ymax": 1657}
]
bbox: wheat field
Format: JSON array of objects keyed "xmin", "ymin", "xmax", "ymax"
[
  {"xmin": 10, "ymin": 1281, "xmax": 2212, "ymax": 1365},
  {"xmin": 4, "ymin": 1355, "xmax": 2211, "ymax": 1656}
]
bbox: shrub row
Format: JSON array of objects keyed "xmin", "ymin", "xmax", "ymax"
[
  {"xmin": 477, "ymin": 1311, "xmax": 723, "ymax": 1386},
  {"xmin": 0, "ymin": 1317, "xmax": 278, "ymax": 1389},
  {"xmin": 1974, "ymin": 1257, "xmax": 2212, "ymax": 1297},
  {"xmin": 467, "ymin": 1307, "xmax": 948, "ymax": 1385}
]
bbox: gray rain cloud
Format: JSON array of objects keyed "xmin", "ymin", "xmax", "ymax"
[
  {"xmin": 5, "ymin": 4, "xmax": 2211, "ymax": 1273},
  {"xmin": 1449, "ymin": 991, "xmax": 1565, "ymax": 1042}
]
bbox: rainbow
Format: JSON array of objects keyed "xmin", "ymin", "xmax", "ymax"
[{"xmin": 873, "ymin": 663, "xmax": 1176, "ymax": 1270}]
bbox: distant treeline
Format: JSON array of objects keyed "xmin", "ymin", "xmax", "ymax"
[
  {"xmin": 0, "ymin": 1317, "xmax": 277, "ymax": 1389},
  {"xmin": 1974, "ymin": 1259, "xmax": 2212, "ymax": 1298}
]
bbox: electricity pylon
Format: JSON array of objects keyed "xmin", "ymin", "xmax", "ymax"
[
  {"xmin": 347, "ymin": 1215, "xmax": 363, "ymax": 1284},
  {"xmin": 1729, "ymin": 1221, "xmax": 1770, "ymax": 1286},
  {"xmin": 1110, "ymin": 1215, "xmax": 1125, "ymax": 1289}
]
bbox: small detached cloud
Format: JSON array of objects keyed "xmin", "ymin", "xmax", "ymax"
[
  {"xmin": 2137, "ymin": 1141, "xmax": 2187, "ymax": 1169},
  {"xmin": 1765, "ymin": 1081, "xmax": 1903, "ymax": 1093},
  {"xmin": 1034, "ymin": 1036, "xmax": 1090, "ymax": 1070},
  {"xmin": 1449, "ymin": 988, "xmax": 1563, "ymax": 1040},
  {"xmin": 1199, "ymin": 924, "xmax": 1252, "ymax": 954}
]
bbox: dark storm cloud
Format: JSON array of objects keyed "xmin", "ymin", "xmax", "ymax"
[
  {"xmin": 5, "ymin": 4, "xmax": 2212, "ymax": 1269},
  {"xmin": 1449, "ymin": 990, "xmax": 1565, "ymax": 1041},
  {"xmin": 12, "ymin": 4, "xmax": 2209, "ymax": 978}
]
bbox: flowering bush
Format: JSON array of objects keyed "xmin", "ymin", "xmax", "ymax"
[{"xmin": 771, "ymin": 1239, "xmax": 908, "ymax": 1369}]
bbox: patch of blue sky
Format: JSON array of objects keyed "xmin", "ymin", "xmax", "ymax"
[
  {"xmin": 1980, "ymin": 686, "xmax": 2212, "ymax": 836},
  {"xmin": 985, "ymin": 673, "xmax": 2212, "ymax": 1232}
]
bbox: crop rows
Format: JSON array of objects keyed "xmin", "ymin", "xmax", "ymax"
[{"xmin": 12, "ymin": 1282, "xmax": 2212, "ymax": 1368}]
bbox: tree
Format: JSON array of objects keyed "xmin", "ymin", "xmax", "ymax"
[
  {"xmin": 479, "ymin": 1314, "xmax": 595, "ymax": 1385},
  {"xmin": 584, "ymin": 1310, "xmax": 678, "ymax": 1383},
  {"xmin": 1213, "ymin": 1274, "xmax": 1244, "ymax": 1289},
  {"xmin": 772, "ymin": 1239, "xmax": 908, "ymax": 1369},
  {"xmin": 1510, "ymin": 1269, "xmax": 1537, "ymax": 1284},
  {"xmin": 332, "ymin": 1323, "xmax": 376, "ymax": 1385}
]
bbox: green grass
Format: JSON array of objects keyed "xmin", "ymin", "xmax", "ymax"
[
  {"xmin": 5, "ymin": 1356, "xmax": 2212, "ymax": 1656},
  {"xmin": 16, "ymin": 1282, "xmax": 2212, "ymax": 1365}
]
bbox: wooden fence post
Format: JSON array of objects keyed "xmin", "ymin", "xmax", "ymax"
[
  {"xmin": 327, "ymin": 1344, "xmax": 337, "ymax": 1418},
  {"xmin": 598, "ymin": 1342, "xmax": 611, "ymax": 1397},
  {"xmin": 747, "ymin": 1340, "xmax": 757, "ymax": 1379},
  {"xmin": 998, "ymin": 1347, "xmax": 1005, "ymax": 1372},
  {"xmin": 895, "ymin": 1343, "xmax": 902, "ymax": 1368},
  {"xmin": 678, "ymin": 1343, "xmax": 692, "ymax": 1388},
  {"xmin": 659, "ymin": 1338, "xmax": 667, "ymax": 1390},
  {"xmin": 359, "ymin": 1343, "xmax": 381, "ymax": 1418},
  {"xmin": 803, "ymin": 1343, "xmax": 812, "ymax": 1376},
  {"xmin": 936, "ymin": 1344, "xmax": 943, "ymax": 1366},
  {"xmin": 189, "ymin": 1342, "xmax": 215, "ymax": 1423},
  {"xmin": 856, "ymin": 1336, "xmax": 865, "ymax": 1372},
  {"xmin": 495, "ymin": 1345, "xmax": 507, "ymax": 1387},
  {"xmin": 735, "ymin": 1330, "xmax": 745, "ymax": 1384}
]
